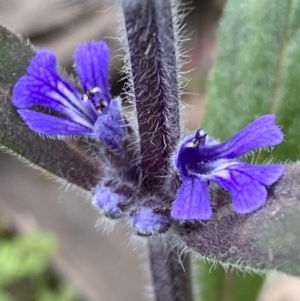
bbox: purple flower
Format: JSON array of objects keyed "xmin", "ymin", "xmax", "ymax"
[
  {"xmin": 12, "ymin": 41, "xmax": 126, "ymax": 151},
  {"xmin": 171, "ymin": 115, "xmax": 285, "ymax": 220}
]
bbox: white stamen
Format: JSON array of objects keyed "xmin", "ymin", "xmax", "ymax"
[
  {"xmin": 185, "ymin": 142, "xmax": 195, "ymax": 148},
  {"xmin": 101, "ymin": 100, "xmax": 108, "ymax": 107},
  {"xmin": 198, "ymin": 129, "xmax": 206, "ymax": 137},
  {"xmin": 91, "ymin": 87, "xmax": 101, "ymax": 93},
  {"xmin": 82, "ymin": 94, "xmax": 89, "ymax": 102}
]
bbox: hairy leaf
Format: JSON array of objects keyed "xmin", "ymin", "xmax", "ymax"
[
  {"xmin": 180, "ymin": 163, "xmax": 300, "ymax": 276},
  {"xmin": 0, "ymin": 25, "xmax": 100, "ymax": 190}
]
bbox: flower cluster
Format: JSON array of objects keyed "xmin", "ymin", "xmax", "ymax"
[
  {"xmin": 12, "ymin": 41, "xmax": 137, "ymax": 227},
  {"xmin": 12, "ymin": 41, "xmax": 126, "ymax": 152},
  {"xmin": 171, "ymin": 115, "xmax": 285, "ymax": 220},
  {"xmin": 12, "ymin": 41, "xmax": 285, "ymax": 235}
]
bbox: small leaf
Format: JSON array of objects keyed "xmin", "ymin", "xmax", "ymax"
[{"xmin": 0, "ymin": 25, "xmax": 100, "ymax": 190}]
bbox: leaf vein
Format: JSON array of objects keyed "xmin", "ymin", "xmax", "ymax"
[{"xmin": 270, "ymin": 0, "xmax": 293, "ymax": 113}]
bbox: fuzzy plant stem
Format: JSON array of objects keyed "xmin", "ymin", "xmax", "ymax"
[
  {"xmin": 122, "ymin": 0, "xmax": 180, "ymax": 191},
  {"xmin": 149, "ymin": 237, "xmax": 193, "ymax": 301},
  {"xmin": 122, "ymin": 1, "xmax": 193, "ymax": 300}
]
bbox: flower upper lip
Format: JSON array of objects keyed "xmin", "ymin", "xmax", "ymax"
[{"xmin": 12, "ymin": 41, "xmax": 112, "ymax": 136}]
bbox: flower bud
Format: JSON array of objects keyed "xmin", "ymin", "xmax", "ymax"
[
  {"xmin": 131, "ymin": 198, "xmax": 171, "ymax": 236},
  {"xmin": 93, "ymin": 179, "xmax": 134, "ymax": 219}
]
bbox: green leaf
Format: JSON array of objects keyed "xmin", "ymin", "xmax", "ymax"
[
  {"xmin": 37, "ymin": 285, "xmax": 78, "ymax": 301},
  {"xmin": 204, "ymin": 0, "xmax": 300, "ymax": 162},
  {"xmin": 0, "ymin": 232, "xmax": 56, "ymax": 286},
  {"xmin": 0, "ymin": 25, "xmax": 99, "ymax": 190},
  {"xmin": 197, "ymin": 261, "xmax": 264, "ymax": 301},
  {"xmin": 183, "ymin": 0, "xmax": 300, "ymax": 292},
  {"xmin": 0, "ymin": 290, "xmax": 14, "ymax": 301}
]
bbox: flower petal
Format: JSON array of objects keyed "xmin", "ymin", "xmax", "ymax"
[
  {"xmin": 93, "ymin": 98, "xmax": 126, "ymax": 150},
  {"xmin": 18, "ymin": 110, "xmax": 93, "ymax": 135},
  {"xmin": 211, "ymin": 161, "xmax": 285, "ymax": 214},
  {"xmin": 13, "ymin": 50, "xmax": 97, "ymax": 128},
  {"xmin": 74, "ymin": 41, "xmax": 110, "ymax": 102},
  {"xmin": 200, "ymin": 115, "xmax": 283, "ymax": 160},
  {"xmin": 171, "ymin": 177, "xmax": 212, "ymax": 220}
]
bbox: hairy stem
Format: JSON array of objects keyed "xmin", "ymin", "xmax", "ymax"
[
  {"xmin": 122, "ymin": 1, "xmax": 192, "ymax": 300},
  {"xmin": 149, "ymin": 238, "xmax": 193, "ymax": 301},
  {"xmin": 123, "ymin": 0, "xmax": 180, "ymax": 191}
]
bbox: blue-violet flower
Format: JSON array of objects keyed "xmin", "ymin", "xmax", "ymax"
[
  {"xmin": 171, "ymin": 114, "xmax": 285, "ymax": 220},
  {"xmin": 12, "ymin": 41, "xmax": 126, "ymax": 151}
]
